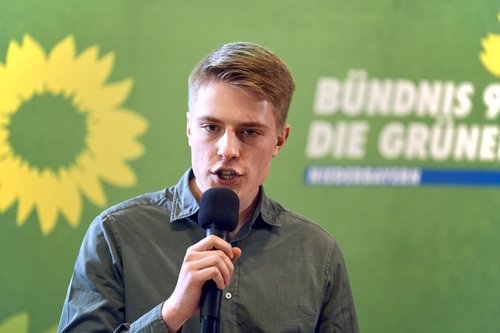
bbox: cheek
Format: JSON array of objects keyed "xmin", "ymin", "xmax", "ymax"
[
  {"xmin": 192, "ymin": 146, "xmax": 206, "ymax": 161},
  {"xmin": 190, "ymin": 139, "xmax": 202, "ymax": 159},
  {"xmin": 191, "ymin": 141, "xmax": 214, "ymax": 165},
  {"xmin": 254, "ymin": 148, "xmax": 274, "ymax": 172},
  {"xmin": 190, "ymin": 136, "xmax": 207, "ymax": 152}
]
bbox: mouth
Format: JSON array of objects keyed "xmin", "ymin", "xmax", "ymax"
[{"xmin": 212, "ymin": 168, "xmax": 240, "ymax": 180}]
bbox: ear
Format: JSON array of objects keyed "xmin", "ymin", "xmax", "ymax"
[
  {"xmin": 272, "ymin": 124, "xmax": 290, "ymax": 157},
  {"xmin": 186, "ymin": 112, "xmax": 192, "ymax": 147}
]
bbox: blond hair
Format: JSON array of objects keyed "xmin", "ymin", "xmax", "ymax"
[{"xmin": 188, "ymin": 42, "xmax": 295, "ymax": 126}]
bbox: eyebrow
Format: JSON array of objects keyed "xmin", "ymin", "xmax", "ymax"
[{"xmin": 196, "ymin": 115, "xmax": 270, "ymax": 129}]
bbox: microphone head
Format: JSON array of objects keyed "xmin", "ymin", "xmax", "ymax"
[{"xmin": 198, "ymin": 187, "xmax": 239, "ymax": 232}]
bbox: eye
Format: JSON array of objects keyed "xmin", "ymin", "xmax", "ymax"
[
  {"xmin": 202, "ymin": 124, "xmax": 220, "ymax": 133},
  {"xmin": 241, "ymin": 128, "xmax": 260, "ymax": 137}
]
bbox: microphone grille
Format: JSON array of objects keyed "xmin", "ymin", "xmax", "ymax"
[{"xmin": 198, "ymin": 187, "xmax": 239, "ymax": 231}]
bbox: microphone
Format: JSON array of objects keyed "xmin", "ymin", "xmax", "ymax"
[{"xmin": 198, "ymin": 187, "xmax": 239, "ymax": 333}]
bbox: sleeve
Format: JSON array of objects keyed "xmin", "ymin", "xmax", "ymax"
[
  {"xmin": 316, "ymin": 241, "xmax": 360, "ymax": 333},
  {"xmin": 57, "ymin": 215, "xmax": 169, "ymax": 333}
]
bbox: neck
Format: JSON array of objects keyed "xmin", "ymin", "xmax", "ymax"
[{"xmin": 231, "ymin": 193, "xmax": 259, "ymax": 237}]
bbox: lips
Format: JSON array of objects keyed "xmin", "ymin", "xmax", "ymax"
[{"xmin": 212, "ymin": 168, "xmax": 240, "ymax": 181}]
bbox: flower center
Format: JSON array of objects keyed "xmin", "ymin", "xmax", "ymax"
[{"xmin": 7, "ymin": 92, "xmax": 88, "ymax": 170}]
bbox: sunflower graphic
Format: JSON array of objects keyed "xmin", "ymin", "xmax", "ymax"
[
  {"xmin": 0, "ymin": 312, "xmax": 56, "ymax": 333},
  {"xmin": 480, "ymin": 13, "xmax": 500, "ymax": 77},
  {"xmin": 0, "ymin": 34, "xmax": 147, "ymax": 235}
]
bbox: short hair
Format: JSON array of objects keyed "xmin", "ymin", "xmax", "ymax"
[{"xmin": 188, "ymin": 42, "xmax": 295, "ymax": 126}]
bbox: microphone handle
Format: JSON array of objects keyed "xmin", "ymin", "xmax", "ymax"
[
  {"xmin": 200, "ymin": 226, "xmax": 230, "ymax": 333},
  {"xmin": 200, "ymin": 280, "xmax": 222, "ymax": 333}
]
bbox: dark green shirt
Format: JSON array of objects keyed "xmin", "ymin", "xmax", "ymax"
[{"xmin": 58, "ymin": 169, "xmax": 359, "ymax": 332}]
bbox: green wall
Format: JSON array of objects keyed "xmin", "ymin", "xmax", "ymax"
[{"xmin": 1, "ymin": 1, "xmax": 500, "ymax": 332}]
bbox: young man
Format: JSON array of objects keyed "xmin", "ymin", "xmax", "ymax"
[{"xmin": 58, "ymin": 42, "xmax": 359, "ymax": 332}]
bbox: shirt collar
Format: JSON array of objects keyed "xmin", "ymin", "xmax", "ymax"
[
  {"xmin": 250, "ymin": 187, "xmax": 281, "ymax": 228},
  {"xmin": 169, "ymin": 169, "xmax": 199, "ymax": 222},
  {"xmin": 169, "ymin": 168, "xmax": 282, "ymax": 228}
]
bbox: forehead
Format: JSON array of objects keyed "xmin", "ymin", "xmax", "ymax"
[{"xmin": 191, "ymin": 82, "xmax": 276, "ymax": 125}]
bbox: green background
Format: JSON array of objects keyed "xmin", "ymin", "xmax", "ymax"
[{"xmin": 1, "ymin": 1, "xmax": 500, "ymax": 332}]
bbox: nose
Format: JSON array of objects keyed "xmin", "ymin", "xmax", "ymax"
[{"xmin": 217, "ymin": 130, "xmax": 240, "ymax": 160}]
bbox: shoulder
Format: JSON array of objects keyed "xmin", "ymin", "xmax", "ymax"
[
  {"xmin": 266, "ymin": 197, "xmax": 338, "ymax": 249},
  {"xmin": 86, "ymin": 189, "xmax": 173, "ymax": 237},
  {"xmin": 99, "ymin": 189, "xmax": 169, "ymax": 220},
  {"xmin": 81, "ymin": 188, "xmax": 180, "ymax": 251},
  {"xmin": 275, "ymin": 203, "xmax": 351, "ymax": 277},
  {"xmin": 285, "ymin": 208, "xmax": 336, "ymax": 241}
]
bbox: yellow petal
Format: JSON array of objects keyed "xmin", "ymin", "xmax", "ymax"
[
  {"xmin": 0, "ymin": 156, "xmax": 23, "ymax": 213},
  {"xmin": 12, "ymin": 161, "xmax": 38, "ymax": 225},
  {"xmin": 42, "ymin": 323, "xmax": 58, "ymax": 333},
  {"xmin": 0, "ymin": 312, "xmax": 28, "ymax": 333},
  {"xmin": 57, "ymin": 168, "xmax": 82, "ymax": 227},
  {"xmin": 480, "ymin": 34, "xmax": 500, "ymax": 77},
  {"xmin": 0, "ymin": 48, "xmax": 21, "ymax": 111},
  {"xmin": 76, "ymin": 79, "xmax": 133, "ymax": 112},
  {"xmin": 73, "ymin": 46, "xmax": 106, "ymax": 89},
  {"xmin": 0, "ymin": 128, "xmax": 12, "ymax": 156},
  {"xmin": 79, "ymin": 50, "xmax": 115, "ymax": 87},
  {"xmin": 0, "ymin": 65, "xmax": 17, "ymax": 112},
  {"xmin": 72, "ymin": 154, "xmax": 107, "ymax": 207},
  {"xmin": 76, "ymin": 46, "xmax": 100, "ymax": 73},
  {"xmin": 96, "ymin": 52, "xmax": 116, "ymax": 84},
  {"xmin": 17, "ymin": 191, "xmax": 35, "ymax": 226},
  {"xmin": 0, "ymin": 157, "xmax": 37, "ymax": 225},
  {"xmin": 0, "ymin": 116, "xmax": 7, "ymax": 127},
  {"xmin": 0, "ymin": 113, "xmax": 10, "ymax": 126},
  {"xmin": 88, "ymin": 109, "xmax": 147, "ymax": 159},
  {"xmin": 96, "ymin": 158, "xmax": 137, "ymax": 187},
  {"xmin": 5, "ymin": 34, "xmax": 47, "ymax": 100},
  {"xmin": 35, "ymin": 169, "xmax": 59, "ymax": 235},
  {"xmin": 46, "ymin": 35, "xmax": 77, "ymax": 95}
]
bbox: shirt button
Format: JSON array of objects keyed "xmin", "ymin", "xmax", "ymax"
[{"xmin": 225, "ymin": 292, "xmax": 232, "ymax": 300}]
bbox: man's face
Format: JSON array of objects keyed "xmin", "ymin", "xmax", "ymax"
[{"xmin": 187, "ymin": 81, "xmax": 289, "ymax": 212}]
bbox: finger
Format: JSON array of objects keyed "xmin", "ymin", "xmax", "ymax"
[
  {"xmin": 182, "ymin": 248, "xmax": 235, "ymax": 281},
  {"xmin": 231, "ymin": 247, "xmax": 242, "ymax": 263},
  {"xmin": 185, "ymin": 247, "xmax": 234, "ymax": 268},
  {"xmin": 195, "ymin": 266, "xmax": 228, "ymax": 290},
  {"xmin": 189, "ymin": 235, "xmax": 234, "ymax": 258},
  {"xmin": 193, "ymin": 250, "xmax": 235, "ymax": 284}
]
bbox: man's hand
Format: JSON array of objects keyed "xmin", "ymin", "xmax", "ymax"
[{"xmin": 161, "ymin": 235, "xmax": 242, "ymax": 332}]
